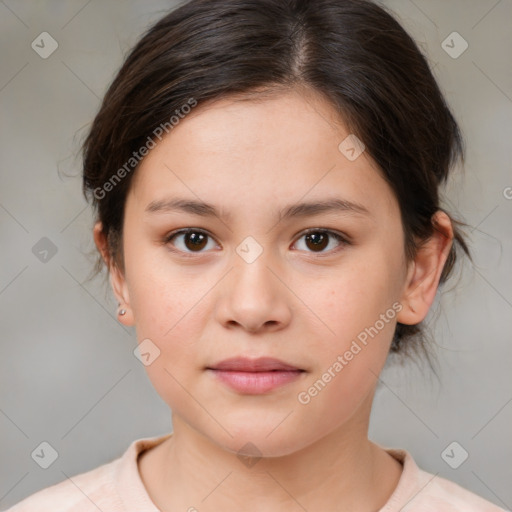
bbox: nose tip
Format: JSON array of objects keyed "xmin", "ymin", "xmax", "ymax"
[{"xmin": 215, "ymin": 258, "xmax": 293, "ymax": 334}]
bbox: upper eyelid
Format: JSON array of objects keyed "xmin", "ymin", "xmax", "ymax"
[{"xmin": 166, "ymin": 228, "xmax": 218, "ymax": 243}]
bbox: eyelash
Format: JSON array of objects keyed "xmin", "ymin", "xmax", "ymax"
[{"xmin": 163, "ymin": 228, "xmax": 351, "ymax": 257}]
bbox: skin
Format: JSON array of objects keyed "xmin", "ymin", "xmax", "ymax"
[{"xmin": 94, "ymin": 87, "xmax": 453, "ymax": 511}]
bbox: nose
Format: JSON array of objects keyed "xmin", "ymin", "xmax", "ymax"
[{"xmin": 214, "ymin": 252, "xmax": 292, "ymax": 334}]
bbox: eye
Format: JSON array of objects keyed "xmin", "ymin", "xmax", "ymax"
[
  {"xmin": 164, "ymin": 228, "xmax": 350, "ymax": 256},
  {"xmin": 292, "ymin": 229, "xmax": 349, "ymax": 254},
  {"xmin": 164, "ymin": 229, "xmax": 218, "ymax": 254}
]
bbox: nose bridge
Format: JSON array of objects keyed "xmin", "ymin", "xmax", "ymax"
[{"xmin": 232, "ymin": 240, "xmax": 280, "ymax": 303}]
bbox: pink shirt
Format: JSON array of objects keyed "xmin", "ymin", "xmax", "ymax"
[{"xmin": 6, "ymin": 434, "xmax": 506, "ymax": 511}]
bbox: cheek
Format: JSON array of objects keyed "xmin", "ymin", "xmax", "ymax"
[
  {"xmin": 131, "ymin": 286, "xmax": 206, "ymax": 413},
  {"xmin": 295, "ymin": 351, "xmax": 377, "ymax": 438},
  {"xmin": 125, "ymin": 241, "xmax": 205, "ymax": 341},
  {"xmin": 125, "ymin": 263, "xmax": 210, "ymax": 403},
  {"xmin": 296, "ymin": 286, "xmax": 398, "ymax": 431},
  {"xmin": 305, "ymin": 249, "xmax": 403, "ymax": 392},
  {"xmin": 320, "ymin": 260, "xmax": 400, "ymax": 337}
]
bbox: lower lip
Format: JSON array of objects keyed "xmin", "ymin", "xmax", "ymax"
[{"xmin": 208, "ymin": 369, "xmax": 304, "ymax": 394}]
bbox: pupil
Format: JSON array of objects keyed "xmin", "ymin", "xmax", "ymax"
[
  {"xmin": 186, "ymin": 232, "xmax": 207, "ymax": 251},
  {"xmin": 306, "ymin": 232, "xmax": 328, "ymax": 251}
]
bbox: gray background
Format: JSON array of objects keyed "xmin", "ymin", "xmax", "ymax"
[{"xmin": 1, "ymin": 0, "xmax": 511, "ymax": 509}]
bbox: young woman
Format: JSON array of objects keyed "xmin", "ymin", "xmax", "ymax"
[{"xmin": 8, "ymin": 0, "xmax": 506, "ymax": 510}]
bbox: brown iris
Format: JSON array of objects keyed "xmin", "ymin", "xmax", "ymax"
[
  {"xmin": 184, "ymin": 231, "xmax": 208, "ymax": 251},
  {"xmin": 304, "ymin": 232, "xmax": 329, "ymax": 252}
]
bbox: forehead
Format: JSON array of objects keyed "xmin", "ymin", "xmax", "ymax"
[
  {"xmin": 165, "ymin": 88, "xmax": 346, "ymax": 154},
  {"xmin": 128, "ymin": 89, "xmax": 399, "ymax": 222}
]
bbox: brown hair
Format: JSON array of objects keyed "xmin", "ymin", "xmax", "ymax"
[{"xmin": 82, "ymin": 0, "xmax": 471, "ymax": 361}]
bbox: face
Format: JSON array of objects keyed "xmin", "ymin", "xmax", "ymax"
[{"xmin": 101, "ymin": 88, "xmax": 442, "ymax": 457}]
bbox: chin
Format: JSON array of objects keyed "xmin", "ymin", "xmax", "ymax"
[{"xmin": 209, "ymin": 425, "xmax": 310, "ymax": 460}]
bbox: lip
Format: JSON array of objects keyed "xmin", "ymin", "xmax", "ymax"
[
  {"xmin": 208, "ymin": 356, "xmax": 302, "ymax": 372},
  {"xmin": 206, "ymin": 357, "xmax": 305, "ymax": 394}
]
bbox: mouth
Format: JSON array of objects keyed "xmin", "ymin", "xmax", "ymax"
[
  {"xmin": 207, "ymin": 356, "xmax": 304, "ymax": 372},
  {"xmin": 205, "ymin": 357, "xmax": 306, "ymax": 394}
]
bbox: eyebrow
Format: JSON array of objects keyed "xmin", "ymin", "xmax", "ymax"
[{"xmin": 144, "ymin": 197, "xmax": 371, "ymax": 221}]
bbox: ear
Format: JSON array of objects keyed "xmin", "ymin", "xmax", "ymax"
[
  {"xmin": 93, "ymin": 221, "xmax": 134, "ymax": 326},
  {"xmin": 396, "ymin": 211, "xmax": 453, "ymax": 325}
]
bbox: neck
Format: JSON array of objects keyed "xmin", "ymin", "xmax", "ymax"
[{"xmin": 139, "ymin": 408, "xmax": 403, "ymax": 511}]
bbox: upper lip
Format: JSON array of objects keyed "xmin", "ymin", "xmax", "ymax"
[{"xmin": 207, "ymin": 357, "xmax": 303, "ymax": 372}]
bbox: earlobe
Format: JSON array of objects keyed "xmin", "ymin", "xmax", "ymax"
[
  {"xmin": 397, "ymin": 211, "xmax": 453, "ymax": 326},
  {"xmin": 109, "ymin": 263, "xmax": 129, "ymax": 305},
  {"xmin": 93, "ymin": 221, "xmax": 134, "ymax": 326},
  {"xmin": 108, "ymin": 248, "xmax": 135, "ymax": 326},
  {"xmin": 116, "ymin": 302, "xmax": 134, "ymax": 326}
]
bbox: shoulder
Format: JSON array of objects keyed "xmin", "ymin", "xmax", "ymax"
[
  {"xmin": 5, "ymin": 434, "xmax": 170, "ymax": 512},
  {"xmin": 382, "ymin": 447, "xmax": 507, "ymax": 512},
  {"xmin": 4, "ymin": 457, "xmax": 121, "ymax": 512},
  {"xmin": 412, "ymin": 472, "xmax": 507, "ymax": 511}
]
